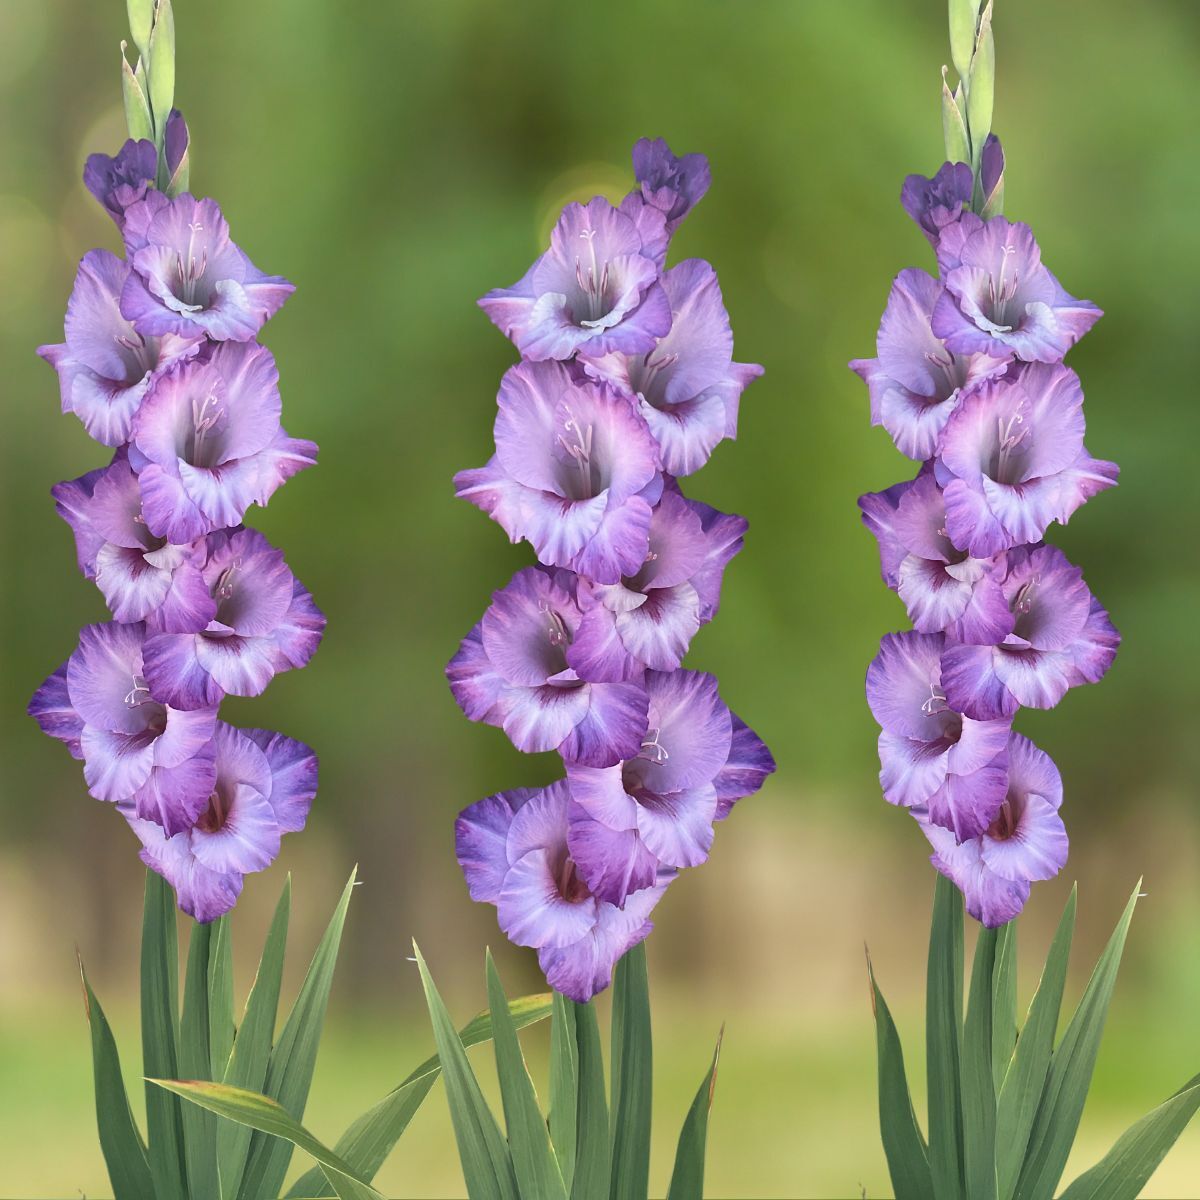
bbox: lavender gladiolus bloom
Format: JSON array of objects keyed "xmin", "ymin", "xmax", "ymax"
[
  {"xmin": 38, "ymin": 250, "xmax": 199, "ymax": 446},
  {"xmin": 850, "ymin": 267, "xmax": 1007, "ymax": 461},
  {"xmin": 628, "ymin": 137, "xmax": 711, "ymax": 234},
  {"xmin": 932, "ymin": 215, "xmax": 1102, "ymax": 363},
  {"xmin": 940, "ymin": 543, "xmax": 1119, "ymax": 719},
  {"xmin": 142, "ymin": 527, "xmax": 325, "ymax": 710},
  {"xmin": 566, "ymin": 669, "xmax": 774, "ymax": 904},
  {"xmin": 921, "ymin": 732, "xmax": 1068, "ymax": 927},
  {"xmin": 479, "ymin": 196, "xmax": 671, "ymax": 362},
  {"xmin": 127, "ymin": 722, "xmax": 317, "ymax": 923},
  {"xmin": 455, "ymin": 360, "xmax": 663, "ymax": 584},
  {"xmin": 83, "ymin": 138, "xmax": 158, "ymax": 226},
  {"xmin": 900, "ymin": 159, "xmax": 974, "ymax": 245},
  {"xmin": 568, "ymin": 489, "xmax": 746, "ymax": 680},
  {"xmin": 867, "ymin": 631, "xmax": 1010, "ymax": 841},
  {"xmin": 584, "ymin": 259, "xmax": 763, "ymax": 475},
  {"xmin": 455, "ymin": 781, "xmax": 673, "ymax": 1003},
  {"xmin": 52, "ymin": 454, "xmax": 215, "ymax": 632},
  {"xmin": 29, "ymin": 622, "xmax": 218, "ymax": 834},
  {"xmin": 936, "ymin": 363, "xmax": 1118, "ymax": 558},
  {"xmin": 130, "ymin": 340, "xmax": 317, "ymax": 544},
  {"xmin": 859, "ymin": 469, "xmax": 1012, "ymax": 644},
  {"xmin": 446, "ymin": 566, "xmax": 649, "ymax": 767},
  {"xmin": 119, "ymin": 193, "xmax": 294, "ymax": 341}
]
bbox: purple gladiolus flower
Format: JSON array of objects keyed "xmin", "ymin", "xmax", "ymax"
[
  {"xmin": 932, "ymin": 215, "xmax": 1102, "ymax": 363},
  {"xmin": 565, "ymin": 669, "xmax": 774, "ymax": 904},
  {"xmin": 849, "ymin": 267, "xmax": 1007, "ymax": 461},
  {"xmin": 127, "ymin": 722, "xmax": 317, "ymax": 923},
  {"xmin": 130, "ymin": 340, "xmax": 317, "ymax": 544},
  {"xmin": 858, "ymin": 469, "xmax": 1012, "ymax": 644},
  {"xmin": 867, "ymin": 631, "xmax": 1010, "ymax": 841},
  {"xmin": 28, "ymin": 622, "xmax": 218, "ymax": 834},
  {"xmin": 940, "ymin": 543, "xmax": 1119, "ymax": 719},
  {"xmin": 628, "ymin": 137, "xmax": 711, "ymax": 234},
  {"xmin": 37, "ymin": 250, "xmax": 199, "ymax": 446},
  {"xmin": 900, "ymin": 159, "xmax": 974, "ymax": 245},
  {"xmin": 141, "ymin": 527, "xmax": 325, "ymax": 710},
  {"xmin": 83, "ymin": 138, "xmax": 158, "ymax": 226},
  {"xmin": 479, "ymin": 196, "xmax": 672, "ymax": 362},
  {"xmin": 119, "ymin": 193, "xmax": 293, "ymax": 341},
  {"xmin": 584, "ymin": 259, "xmax": 762, "ymax": 475},
  {"xmin": 936, "ymin": 363, "xmax": 1118, "ymax": 558},
  {"xmin": 920, "ymin": 732, "xmax": 1068, "ymax": 927},
  {"xmin": 454, "ymin": 360, "xmax": 663, "ymax": 584},
  {"xmin": 446, "ymin": 566, "xmax": 649, "ymax": 767},
  {"xmin": 568, "ymin": 489, "xmax": 746, "ymax": 680},
  {"xmin": 52, "ymin": 454, "xmax": 215, "ymax": 632},
  {"xmin": 455, "ymin": 780, "xmax": 674, "ymax": 1003}
]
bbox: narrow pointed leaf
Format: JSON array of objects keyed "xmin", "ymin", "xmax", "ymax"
[
  {"xmin": 869, "ymin": 955, "xmax": 932, "ymax": 1200},
  {"xmin": 927, "ymin": 874, "xmax": 965, "ymax": 1200},
  {"xmin": 991, "ymin": 923, "xmax": 1018, "ymax": 1096},
  {"xmin": 141, "ymin": 870, "xmax": 187, "ymax": 1200},
  {"xmin": 1013, "ymin": 883, "xmax": 1140, "ymax": 1200},
  {"xmin": 995, "ymin": 887, "xmax": 1077, "ymax": 1200},
  {"xmin": 152, "ymin": 1081, "xmax": 383, "ymax": 1200},
  {"xmin": 609, "ymin": 943, "xmax": 652, "ymax": 1200},
  {"xmin": 284, "ymin": 993, "xmax": 552, "ymax": 1198},
  {"xmin": 665, "ymin": 1028, "xmax": 723, "ymax": 1200},
  {"xmin": 413, "ymin": 943, "xmax": 518, "ymax": 1200},
  {"xmin": 942, "ymin": 69, "xmax": 971, "ymax": 165},
  {"xmin": 550, "ymin": 993, "xmax": 580, "ymax": 1193},
  {"xmin": 486, "ymin": 952, "xmax": 567, "ymax": 1200},
  {"xmin": 572, "ymin": 1000, "xmax": 610, "ymax": 1200},
  {"xmin": 219, "ymin": 878, "xmax": 290, "ymax": 1200},
  {"xmin": 126, "ymin": 0, "xmax": 153, "ymax": 59},
  {"xmin": 948, "ymin": 0, "xmax": 982, "ymax": 81},
  {"xmin": 962, "ymin": 928, "xmax": 998, "ymax": 1200},
  {"xmin": 180, "ymin": 922, "xmax": 218, "ymax": 1200},
  {"xmin": 121, "ymin": 44, "xmax": 153, "ymax": 143},
  {"xmin": 1058, "ymin": 1075, "xmax": 1200, "ymax": 1200},
  {"xmin": 238, "ymin": 870, "xmax": 356, "ymax": 1200},
  {"xmin": 80, "ymin": 960, "xmax": 154, "ymax": 1200},
  {"xmin": 209, "ymin": 917, "xmax": 234, "ymax": 1078}
]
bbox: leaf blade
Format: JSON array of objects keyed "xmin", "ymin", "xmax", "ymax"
[
  {"xmin": 549, "ymin": 992, "xmax": 580, "ymax": 1193},
  {"xmin": 179, "ymin": 922, "xmax": 218, "ymax": 1200},
  {"xmin": 665, "ymin": 1028, "xmax": 722, "ymax": 1200},
  {"xmin": 609, "ymin": 943, "xmax": 653, "ymax": 1200},
  {"xmin": 961, "ymin": 927, "xmax": 998, "ymax": 1200},
  {"xmin": 927, "ymin": 874, "xmax": 966, "ymax": 1200},
  {"xmin": 571, "ymin": 1000, "xmax": 610, "ymax": 1200}
]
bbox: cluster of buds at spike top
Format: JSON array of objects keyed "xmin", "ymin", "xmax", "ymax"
[
  {"xmin": 28, "ymin": 113, "xmax": 324, "ymax": 923},
  {"xmin": 450, "ymin": 140, "xmax": 775, "ymax": 1002},
  {"xmin": 851, "ymin": 131, "xmax": 1119, "ymax": 926}
]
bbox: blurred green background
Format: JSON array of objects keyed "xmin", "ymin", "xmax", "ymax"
[{"xmin": 2, "ymin": 0, "xmax": 1198, "ymax": 1195}]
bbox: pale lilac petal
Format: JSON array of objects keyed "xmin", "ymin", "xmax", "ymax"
[
  {"xmin": 926, "ymin": 752, "xmax": 1008, "ymax": 841},
  {"xmin": 558, "ymin": 680, "xmax": 649, "ymax": 768},
  {"xmin": 131, "ymin": 740, "xmax": 216, "ymax": 835},
  {"xmin": 565, "ymin": 766, "xmax": 639, "ymax": 830},
  {"xmin": 635, "ymin": 670, "xmax": 732, "ymax": 794},
  {"xmin": 567, "ymin": 603, "xmax": 641, "ymax": 684},
  {"xmin": 81, "ymin": 726, "xmax": 156, "ymax": 801},
  {"xmin": 634, "ymin": 784, "xmax": 718, "ymax": 869},
  {"xmin": 456, "ymin": 791, "xmax": 526, "ymax": 904},
  {"xmin": 242, "ymin": 728, "xmax": 318, "ymax": 833},
  {"xmin": 195, "ymin": 634, "xmax": 281, "ymax": 699},
  {"xmin": 940, "ymin": 642, "xmax": 1017, "ymax": 720},
  {"xmin": 981, "ymin": 794, "xmax": 1068, "ymax": 883},
  {"xmin": 565, "ymin": 813, "xmax": 660, "ymax": 906},
  {"xmin": 142, "ymin": 632, "xmax": 222, "ymax": 709},
  {"xmin": 712, "ymin": 716, "xmax": 776, "ymax": 818},
  {"xmin": 28, "ymin": 663, "xmax": 85, "ymax": 759}
]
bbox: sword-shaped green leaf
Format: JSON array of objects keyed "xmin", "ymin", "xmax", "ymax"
[
  {"xmin": 991, "ymin": 923, "xmax": 1017, "ymax": 1096},
  {"xmin": 152, "ymin": 1080, "xmax": 383, "ymax": 1200},
  {"xmin": 609, "ymin": 943, "xmax": 653, "ymax": 1200},
  {"xmin": 208, "ymin": 916, "xmax": 234, "ymax": 1078},
  {"xmin": 927, "ymin": 874, "xmax": 965, "ymax": 1200},
  {"xmin": 549, "ymin": 992, "xmax": 579, "ymax": 1191},
  {"xmin": 219, "ymin": 878, "xmax": 290, "ymax": 1200},
  {"xmin": 1057, "ymin": 1074, "xmax": 1200, "ymax": 1200},
  {"xmin": 665, "ymin": 1027, "xmax": 723, "ymax": 1200},
  {"xmin": 962, "ymin": 928, "xmax": 998, "ymax": 1200},
  {"xmin": 995, "ymin": 887, "xmax": 1076, "ymax": 1200},
  {"xmin": 79, "ymin": 957, "xmax": 155, "ymax": 1200},
  {"xmin": 285, "ymin": 993, "xmax": 552, "ymax": 1198},
  {"xmin": 1013, "ymin": 883, "xmax": 1140, "ymax": 1200},
  {"xmin": 141, "ymin": 870, "xmax": 187, "ymax": 1200},
  {"xmin": 180, "ymin": 922, "xmax": 218, "ymax": 1200},
  {"xmin": 238, "ymin": 869, "xmax": 356, "ymax": 1200},
  {"xmin": 486, "ymin": 952, "xmax": 567, "ymax": 1200},
  {"xmin": 869, "ymin": 952, "xmax": 931, "ymax": 1200},
  {"xmin": 572, "ymin": 1000, "xmax": 610, "ymax": 1200},
  {"xmin": 413, "ymin": 943, "xmax": 518, "ymax": 1200}
]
